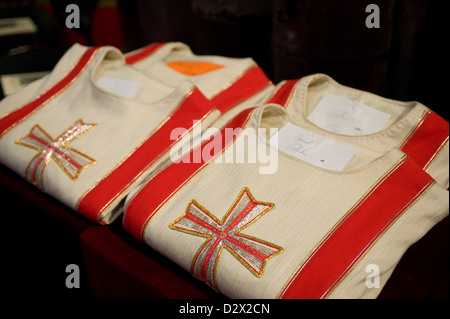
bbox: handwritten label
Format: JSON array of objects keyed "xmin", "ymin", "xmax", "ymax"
[
  {"xmin": 97, "ymin": 77, "xmax": 141, "ymax": 99},
  {"xmin": 307, "ymin": 93, "xmax": 391, "ymax": 136},
  {"xmin": 270, "ymin": 122, "xmax": 357, "ymax": 171}
]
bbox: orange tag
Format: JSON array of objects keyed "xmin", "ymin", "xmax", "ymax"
[{"xmin": 166, "ymin": 61, "xmax": 224, "ymax": 76}]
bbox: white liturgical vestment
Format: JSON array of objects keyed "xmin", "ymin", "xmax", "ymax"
[
  {"xmin": 0, "ymin": 43, "xmax": 219, "ymax": 224},
  {"xmin": 123, "ymin": 104, "xmax": 449, "ymax": 299},
  {"xmin": 125, "ymin": 41, "xmax": 275, "ymax": 128},
  {"xmin": 266, "ymin": 73, "xmax": 449, "ymax": 188}
]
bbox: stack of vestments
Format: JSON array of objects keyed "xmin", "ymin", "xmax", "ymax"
[{"xmin": 0, "ymin": 42, "xmax": 448, "ymax": 299}]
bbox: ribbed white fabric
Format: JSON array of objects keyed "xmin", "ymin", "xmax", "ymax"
[
  {"xmin": 123, "ymin": 104, "xmax": 449, "ymax": 299},
  {"xmin": 126, "ymin": 41, "xmax": 275, "ymax": 128},
  {"xmin": 270, "ymin": 74, "xmax": 449, "ymax": 188},
  {"xmin": 0, "ymin": 43, "xmax": 219, "ymax": 224}
]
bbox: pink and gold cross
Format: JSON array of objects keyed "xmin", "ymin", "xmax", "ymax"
[
  {"xmin": 170, "ymin": 187, "xmax": 283, "ymax": 291},
  {"xmin": 16, "ymin": 120, "xmax": 96, "ymax": 190}
]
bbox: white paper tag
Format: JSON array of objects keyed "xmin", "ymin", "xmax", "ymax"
[
  {"xmin": 97, "ymin": 77, "xmax": 141, "ymax": 99},
  {"xmin": 307, "ymin": 93, "xmax": 391, "ymax": 135},
  {"xmin": 270, "ymin": 122, "xmax": 357, "ymax": 171}
]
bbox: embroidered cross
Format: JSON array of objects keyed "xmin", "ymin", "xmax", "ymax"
[
  {"xmin": 16, "ymin": 120, "xmax": 96, "ymax": 190},
  {"xmin": 170, "ymin": 187, "xmax": 283, "ymax": 291}
]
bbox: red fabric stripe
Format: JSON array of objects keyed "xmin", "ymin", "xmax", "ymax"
[
  {"xmin": 125, "ymin": 42, "xmax": 166, "ymax": 65},
  {"xmin": 123, "ymin": 107, "xmax": 255, "ymax": 240},
  {"xmin": 27, "ymin": 132, "xmax": 51, "ymax": 148},
  {"xmin": 202, "ymin": 238, "xmax": 221, "ymax": 279},
  {"xmin": 78, "ymin": 89, "xmax": 215, "ymax": 224},
  {"xmin": 267, "ymin": 79, "xmax": 299, "ymax": 107},
  {"xmin": 28, "ymin": 135, "xmax": 82, "ymax": 170},
  {"xmin": 185, "ymin": 212, "xmax": 221, "ymax": 235},
  {"xmin": 0, "ymin": 47, "xmax": 98, "ymax": 138},
  {"xmin": 224, "ymin": 200, "xmax": 256, "ymax": 233},
  {"xmin": 226, "ymin": 235, "xmax": 267, "ymax": 261},
  {"xmin": 399, "ymin": 111, "xmax": 449, "ymax": 169},
  {"xmin": 31, "ymin": 153, "xmax": 46, "ymax": 182},
  {"xmin": 280, "ymin": 156, "xmax": 434, "ymax": 299},
  {"xmin": 211, "ymin": 66, "xmax": 272, "ymax": 114},
  {"xmin": 201, "ymin": 201, "xmax": 258, "ymax": 278}
]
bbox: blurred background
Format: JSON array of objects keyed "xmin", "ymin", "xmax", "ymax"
[{"xmin": 1, "ymin": 0, "xmax": 448, "ymax": 117}]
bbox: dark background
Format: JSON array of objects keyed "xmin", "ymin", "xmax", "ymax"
[
  {"xmin": 120, "ymin": 0, "xmax": 450, "ymax": 122},
  {"xmin": 1, "ymin": 0, "xmax": 448, "ymax": 300},
  {"xmin": 1, "ymin": 0, "xmax": 449, "ymax": 118}
]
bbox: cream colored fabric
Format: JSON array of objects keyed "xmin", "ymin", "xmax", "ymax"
[
  {"xmin": 278, "ymin": 73, "xmax": 449, "ymax": 188},
  {"xmin": 126, "ymin": 42, "xmax": 275, "ymax": 128},
  {"xmin": 123, "ymin": 104, "xmax": 448, "ymax": 299},
  {"xmin": 0, "ymin": 43, "xmax": 218, "ymax": 224}
]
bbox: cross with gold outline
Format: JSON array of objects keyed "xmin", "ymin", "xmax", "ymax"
[{"xmin": 170, "ymin": 187, "xmax": 283, "ymax": 291}]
